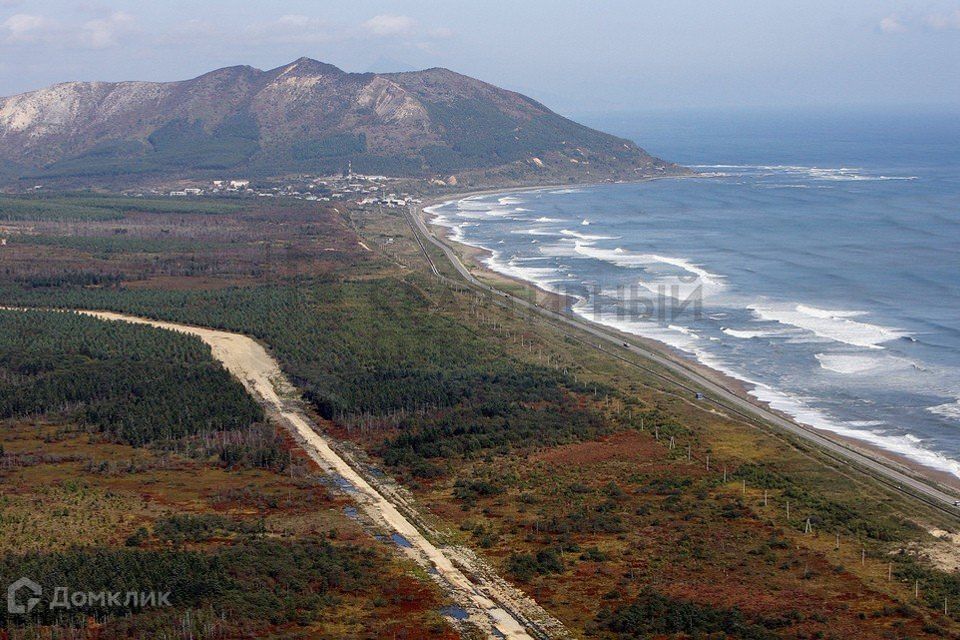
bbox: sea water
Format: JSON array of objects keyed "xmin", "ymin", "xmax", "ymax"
[{"xmin": 426, "ymin": 108, "xmax": 960, "ymax": 477}]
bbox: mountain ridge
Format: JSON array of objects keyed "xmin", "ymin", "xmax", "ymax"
[{"xmin": 0, "ymin": 57, "xmax": 680, "ymax": 185}]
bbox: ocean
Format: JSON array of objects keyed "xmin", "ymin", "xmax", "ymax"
[{"xmin": 425, "ymin": 107, "xmax": 960, "ymax": 478}]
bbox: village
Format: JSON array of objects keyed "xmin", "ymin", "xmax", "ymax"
[{"xmin": 152, "ymin": 164, "xmax": 423, "ymax": 208}]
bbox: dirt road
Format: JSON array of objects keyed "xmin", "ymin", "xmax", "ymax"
[{"xmin": 72, "ymin": 310, "xmax": 567, "ymax": 640}]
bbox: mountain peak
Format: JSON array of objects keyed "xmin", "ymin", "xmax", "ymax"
[
  {"xmin": 274, "ymin": 58, "xmax": 344, "ymax": 77},
  {"xmin": 0, "ymin": 59, "xmax": 678, "ymax": 184}
]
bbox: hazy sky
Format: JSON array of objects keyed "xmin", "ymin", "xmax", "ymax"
[{"xmin": 1, "ymin": 1, "xmax": 959, "ymax": 114}]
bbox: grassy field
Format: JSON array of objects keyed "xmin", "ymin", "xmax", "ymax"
[{"xmin": 3, "ymin": 193, "xmax": 960, "ymax": 638}]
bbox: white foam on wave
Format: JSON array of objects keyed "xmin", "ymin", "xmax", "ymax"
[
  {"xmin": 692, "ymin": 344, "xmax": 960, "ymax": 478},
  {"xmin": 448, "ymin": 210, "xmax": 495, "ymax": 221},
  {"xmin": 571, "ymin": 290, "xmax": 960, "ymax": 478},
  {"xmin": 573, "ymin": 242, "xmax": 725, "ymax": 287},
  {"xmin": 571, "ymin": 298, "xmax": 701, "ymax": 352},
  {"xmin": 815, "ymin": 353, "xmax": 887, "ymax": 374},
  {"xmin": 480, "ymin": 249, "xmax": 568, "ymax": 295},
  {"xmin": 455, "ymin": 195, "xmax": 530, "ymax": 219},
  {"xmin": 424, "ymin": 203, "xmax": 465, "ymax": 242},
  {"xmin": 690, "ymin": 164, "xmax": 918, "ymax": 182},
  {"xmin": 535, "ymin": 241, "xmax": 580, "ymax": 259},
  {"xmin": 721, "ymin": 327, "xmax": 796, "ymax": 340},
  {"xmin": 423, "ymin": 202, "xmax": 451, "ymax": 221},
  {"xmin": 638, "ymin": 278, "xmax": 706, "ymax": 303},
  {"xmin": 813, "ymin": 352, "xmax": 921, "ymax": 376},
  {"xmin": 551, "ymin": 188, "xmax": 585, "ymax": 194},
  {"xmin": 424, "ymin": 202, "xmax": 499, "ymax": 251},
  {"xmin": 572, "ymin": 297, "xmax": 960, "ymax": 476},
  {"xmin": 560, "ymin": 229, "xmax": 621, "ymax": 241},
  {"xmin": 806, "ymin": 167, "xmax": 918, "ymax": 182},
  {"xmin": 535, "ymin": 216, "xmax": 564, "ymax": 223},
  {"xmin": 477, "ymin": 207, "xmax": 515, "ymax": 218},
  {"xmin": 929, "ymin": 401, "xmax": 960, "ymax": 422},
  {"xmin": 749, "ymin": 303, "xmax": 907, "ymax": 349},
  {"xmin": 512, "ymin": 228, "xmax": 564, "ymax": 237},
  {"xmin": 455, "ymin": 199, "xmax": 498, "ymax": 212},
  {"xmin": 668, "ymin": 324, "xmax": 696, "ymax": 336},
  {"xmin": 745, "ymin": 383, "xmax": 960, "ymax": 478}
]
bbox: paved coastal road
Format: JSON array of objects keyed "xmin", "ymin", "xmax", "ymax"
[{"xmin": 407, "ymin": 203, "xmax": 960, "ymax": 516}]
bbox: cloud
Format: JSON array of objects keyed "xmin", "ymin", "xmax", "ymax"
[
  {"xmin": 362, "ymin": 14, "xmax": 417, "ymax": 36},
  {"xmin": 0, "ymin": 9, "xmax": 450, "ymax": 59},
  {"xmin": 879, "ymin": 15, "xmax": 906, "ymax": 33},
  {"xmin": 158, "ymin": 18, "xmax": 218, "ymax": 44},
  {"xmin": 244, "ymin": 14, "xmax": 331, "ymax": 44},
  {"xmin": 923, "ymin": 10, "xmax": 960, "ymax": 31},
  {"xmin": 879, "ymin": 9, "xmax": 960, "ymax": 34},
  {"xmin": 1, "ymin": 10, "xmax": 136, "ymax": 48},
  {"xmin": 79, "ymin": 11, "xmax": 136, "ymax": 49},
  {"xmin": 1, "ymin": 13, "xmax": 52, "ymax": 43},
  {"xmin": 274, "ymin": 14, "xmax": 323, "ymax": 30}
]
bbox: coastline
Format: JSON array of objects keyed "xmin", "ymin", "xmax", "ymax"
[{"xmin": 416, "ymin": 185, "xmax": 960, "ymax": 497}]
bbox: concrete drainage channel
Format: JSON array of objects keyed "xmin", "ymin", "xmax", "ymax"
[{"xmin": 60, "ymin": 309, "xmax": 570, "ymax": 640}]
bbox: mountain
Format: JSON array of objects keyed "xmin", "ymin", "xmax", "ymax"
[{"xmin": 0, "ymin": 58, "xmax": 679, "ymax": 184}]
